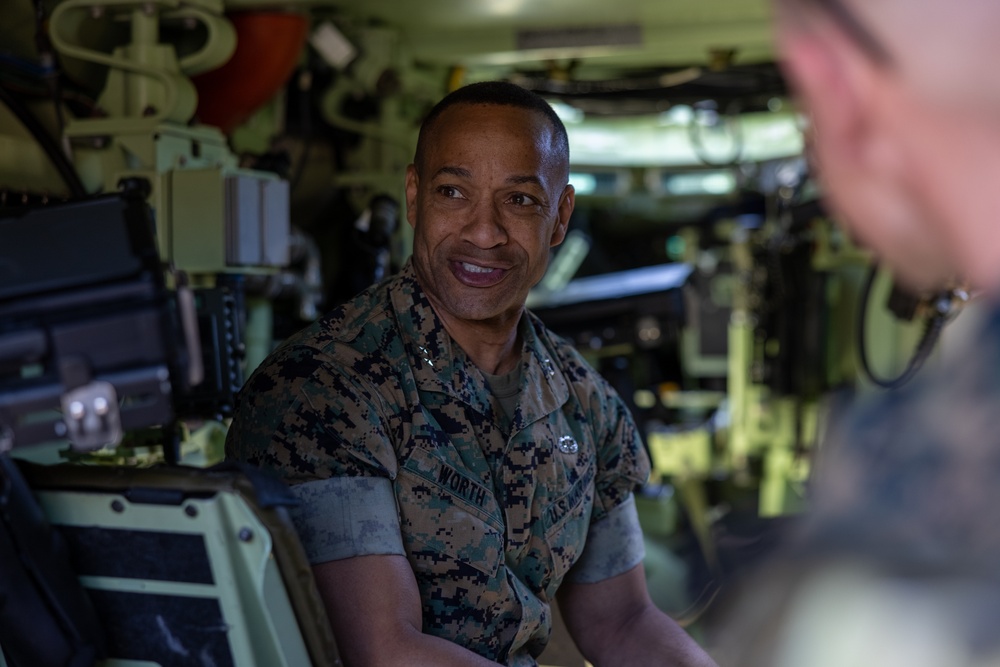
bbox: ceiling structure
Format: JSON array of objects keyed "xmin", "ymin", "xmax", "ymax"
[
  {"xmin": 317, "ymin": 0, "xmax": 786, "ymax": 121},
  {"xmin": 333, "ymin": 0, "xmax": 776, "ymax": 73}
]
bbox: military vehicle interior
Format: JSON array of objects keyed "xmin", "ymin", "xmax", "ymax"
[{"xmin": 0, "ymin": 0, "xmax": 969, "ymax": 665}]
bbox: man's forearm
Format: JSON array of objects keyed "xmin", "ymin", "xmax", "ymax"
[
  {"xmin": 312, "ymin": 555, "xmax": 505, "ymax": 667},
  {"xmin": 589, "ymin": 604, "xmax": 718, "ymax": 667},
  {"xmin": 340, "ymin": 624, "xmax": 505, "ymax": 667},
  {"xmin": 391, "ymin": 629, "xmax": 506, "ymax": 667}
]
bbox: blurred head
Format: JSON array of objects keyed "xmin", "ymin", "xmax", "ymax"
[
  {"xmin": 773, "ymin": 0, "xmax": 1000, "ymax": 294},
  {"xmin": 405, "ymin": 82, "xmax": 574, "ymax": 330}
]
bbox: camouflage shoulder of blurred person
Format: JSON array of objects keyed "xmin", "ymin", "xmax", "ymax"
[{"xmin": 715, "ymin": 302, "xmax": 1000, "ymax": 667}]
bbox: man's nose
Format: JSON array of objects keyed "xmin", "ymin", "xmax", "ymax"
[{"xmin": 461, "ymin": 201, "xmax": 508, "ymax": 248}]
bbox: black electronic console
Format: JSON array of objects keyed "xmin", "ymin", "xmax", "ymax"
[{"xmin": 0, "ymin": 192, "xmax": 202, "ymax": 456}]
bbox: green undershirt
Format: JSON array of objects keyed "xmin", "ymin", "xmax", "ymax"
[{"xmin": 483, "ymin": 365, "xmax": 522, "ymax": 428}]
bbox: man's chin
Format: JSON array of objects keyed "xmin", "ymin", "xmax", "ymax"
[{"xmin": 428, "ymin": 288, "xmax": 517, "ymax": 322}]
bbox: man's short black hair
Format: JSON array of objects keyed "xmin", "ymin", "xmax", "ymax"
[{"xmin": 413, "ymin": 81, "xmax": 570, "ymax": 174}]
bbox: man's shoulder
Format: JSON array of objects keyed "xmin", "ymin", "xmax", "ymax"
[
  {"xmin": 791, "ymin": 301, "xmax": 1000, "ymax": 577},
  {"xmin": 851, "ymin": 300, "xmax": 1000, "ymax": 435},
  {"xmin": 327, "ymin": 274, "xmax": 404, "ymax": 341},
  {"xmin": 289, "ymin": 271, "xmax": 409, "ymax": 355},
  {"xmin": 245, "ymin": 273, "xmax": 412, "ymax": 393}
]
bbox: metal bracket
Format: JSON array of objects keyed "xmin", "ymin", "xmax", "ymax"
[{"xmin": 60, "ymin": 382, "xmax": 122, "ymax": 452}]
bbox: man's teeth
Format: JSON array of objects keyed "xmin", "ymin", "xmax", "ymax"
[{"xmin": 462, "ymin": 262, "xmax": 493, "ymax": 274}]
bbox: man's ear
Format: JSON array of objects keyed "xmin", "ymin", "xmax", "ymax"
[
  {"xmin": 550, "ymin": 184, "xmax": 574, "ymax": 247},
  {"xmin": 404, "ymin": 164, "xmax": 419, "ymax": 229},
  {"xmin": 778, "ymin": 26, "xmax": 879, "ymax": 178}
]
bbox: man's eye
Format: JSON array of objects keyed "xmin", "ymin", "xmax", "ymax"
[
  {"xmin": 438, "ymin": 185, "xmax": 464, "ymax": 199},
  {"xmin": 509, "ymin": 193, "xmax": 537, "ymax": 206}
]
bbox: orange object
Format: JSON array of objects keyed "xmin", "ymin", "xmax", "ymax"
[{"xmin": 193, "ymin": 11, "xmax": 309, "ymax": 134}]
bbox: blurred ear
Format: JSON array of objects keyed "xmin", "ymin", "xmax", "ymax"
[
  {"xmin": 779, "ymin": 28, "xmax": 871, "ymax": 179},
  {"xmin": 404, "ymin": 164, "xmax": 419, "ymax": 229},
  {"xmin": 779, "ymin": 24, "xmax": 938, "ymax": 287},
  {"xmin": 781, "ymin": 22, "xmax": 913, "ymax": 211},
  {"xmin": 550, "ymin": 184, "xmax": 574, "ymax": 247}
]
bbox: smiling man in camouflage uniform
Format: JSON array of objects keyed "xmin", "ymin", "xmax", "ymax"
[{"xmin": 226, "ymin": 82, "xmax": 717, "ymax": 667}]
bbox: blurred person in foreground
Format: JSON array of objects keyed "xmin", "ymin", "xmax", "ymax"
[
  {"xmin": 716, "ymin": 1, "xmax": 1000, "ymax": 665},
  {"xmin": 227, "ymin": 81, "xmax": 716, "ymax": 667}
]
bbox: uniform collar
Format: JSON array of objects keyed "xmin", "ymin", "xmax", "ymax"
[{"xmin": 390, "ymin": 259, "xmax": 569, "ymax": 429}]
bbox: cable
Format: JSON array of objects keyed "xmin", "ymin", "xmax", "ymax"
[
  {"xmin": 288, "ymin": 69, "xmax": 314, "ymax": 195},
  {"xmin": 32, "ymin": 0, "xmax": 73, "ymax": 163},
  {"xmin": 856, "ymin": 265, "xmax": 950, "ymax": 390},
  {"xmin": 0, "ymin": 73, "xmax": 96, "ymax": 113},
  {"xmin": 0, "ymin": 84, "xmax": 86, "ymax": 199}
]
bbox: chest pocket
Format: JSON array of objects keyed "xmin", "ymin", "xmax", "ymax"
[
  {"xmin": 540, "ymin": 461, "xmax": 595, "ymax": 582},
  {"xmin": 396, "ymin": 446, "xmax": 505, "ymax": 578}
]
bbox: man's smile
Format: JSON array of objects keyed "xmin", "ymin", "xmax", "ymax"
[{"xmin": 451, "ymin": 260, "xmax": 508, "ymax": 287}]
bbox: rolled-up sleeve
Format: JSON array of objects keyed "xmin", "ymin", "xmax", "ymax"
[
  {"xmin": 566, "ymin": 493, "xmax": 645, "ymax": 583},
  {"xmin": 289, "ymin": 476, "xmax": 404, "ymax": 564}
]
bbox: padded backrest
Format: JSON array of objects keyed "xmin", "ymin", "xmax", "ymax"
[{"xmin": 13, "ymin": 461, "xmax": 341, "ymax": 667}]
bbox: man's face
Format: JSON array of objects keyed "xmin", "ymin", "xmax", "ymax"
[{"xmin": 405, "ymin": 103, "xmax": 574, "ymax": 327}]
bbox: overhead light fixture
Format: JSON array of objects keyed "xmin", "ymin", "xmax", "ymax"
[{"xmin": 516, "ymin": 24, "xmax": 642, "ymax": 51}]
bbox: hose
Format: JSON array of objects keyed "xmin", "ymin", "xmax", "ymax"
[
  {"xmin": 0, "ymin": 84, "xmax": 86, "ymax": 199},
  {"xmin": 856, "ymin": 265, "xmax": 949, "ymax": 390}
]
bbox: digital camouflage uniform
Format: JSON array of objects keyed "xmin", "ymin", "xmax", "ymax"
[
  {"xmin": 226, "ymin": 260, "xmax": 651, "ymax": 665},
  {"xmin": 717, "ymin": 302, "xmax": 1000, "ymax": 666},
  {"xmin": 796, "ymin": 302, "xmax": 1000, "ymax": 575}
]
